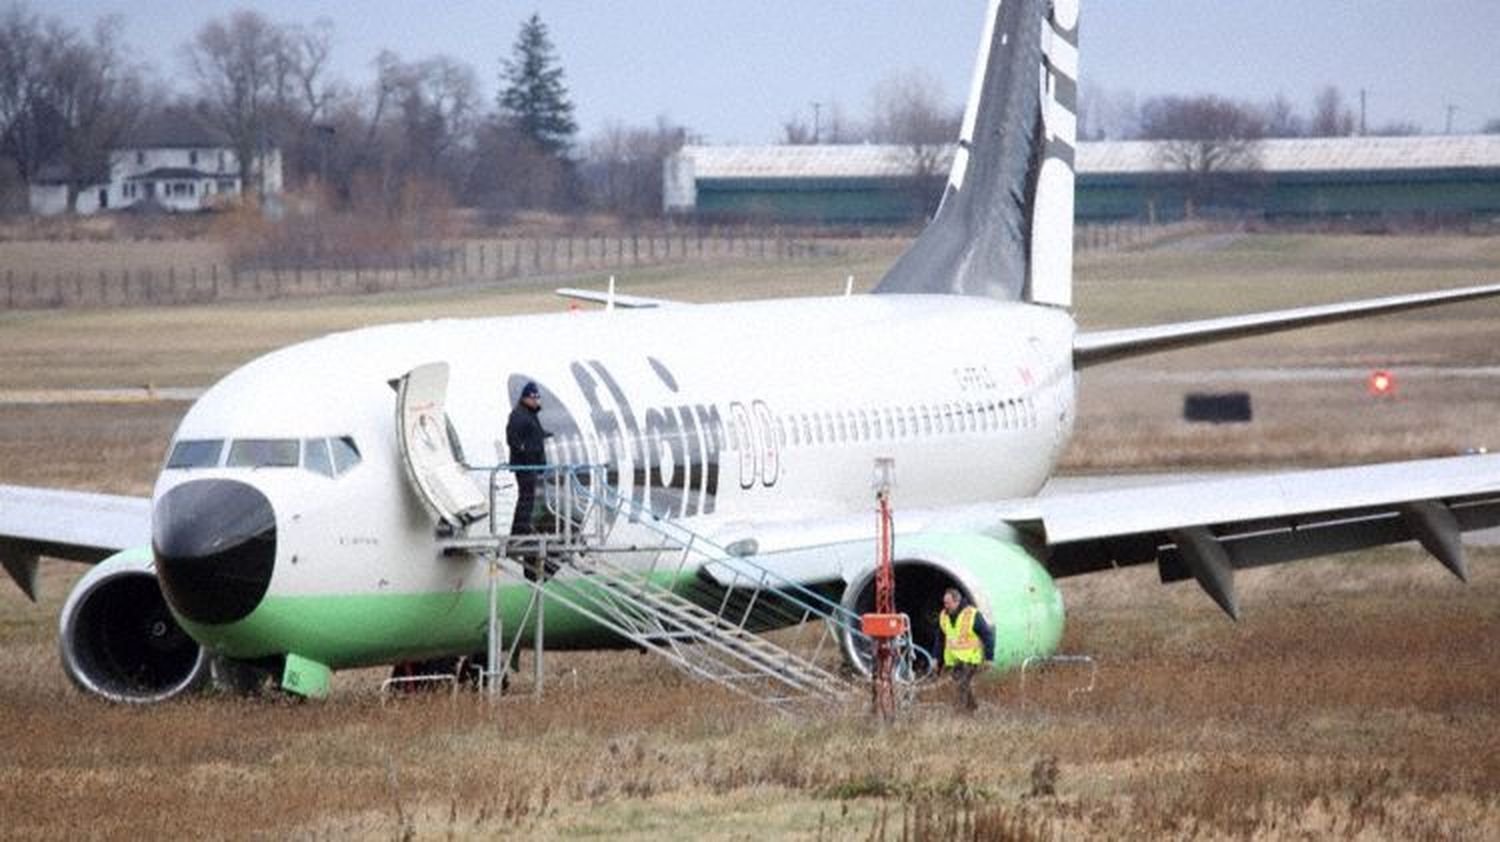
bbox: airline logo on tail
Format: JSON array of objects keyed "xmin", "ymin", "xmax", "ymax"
[{"xmin": 1028, "ymin": 0, "xmax": 1078, "ymax": 308}]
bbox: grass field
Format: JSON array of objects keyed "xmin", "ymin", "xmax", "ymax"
[{"xmin": 1, "ymin": 231, "xmax": 1498, "ymax": 838}]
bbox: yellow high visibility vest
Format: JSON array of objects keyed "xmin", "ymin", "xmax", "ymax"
[{"xmin": 940, "ymin": 606, "xmax": 983, "ymax": 667}]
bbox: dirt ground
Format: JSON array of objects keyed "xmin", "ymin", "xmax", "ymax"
[{"xmin": 1, "ymin": 232, "xmax": 1498, "ymax": 838}]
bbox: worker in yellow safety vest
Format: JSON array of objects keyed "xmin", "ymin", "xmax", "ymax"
[{"xmin": 936, "ymin": 587, "xmax": 995, "ymax": 712}]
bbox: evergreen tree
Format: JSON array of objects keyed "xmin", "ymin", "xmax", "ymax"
[{"xmin": 498, "ymin": 14, "xmax": 576, "ymax": 155}]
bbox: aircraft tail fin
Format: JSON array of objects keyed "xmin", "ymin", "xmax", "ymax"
[{"xmin": 873, "ymin": 0, "xmax": 1078, "ymax": 307}]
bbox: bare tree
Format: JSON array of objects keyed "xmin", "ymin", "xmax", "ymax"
[
  {"xmin": 1370, "ymin": 121, "xmax": 1423, "ymax": 137},
  {"xmin": 0, "ymin": 4, "xmax": 63, "ymax": 184},
  {"xmin": 1260, "ymin": 93, "xmax": 1303, "ymax": 138},
  {"xmin": 184, "ymin": 10, "xmax": 288, "ymax": 199},
  {"xmin": 867, "ymin": 69, "xmax": 960, "ymax": 218},
  {"xmin": 1483, "ymin": 118, "xmax": 1500, "ymax": 134},
  {"xmin": 47, "ymin": 16, "xmax": 145, "ymax": 212},
  {"xmin": 1140, "ymin": 95, "xmax": 1266, "ymax": 218},
  {"xmin": 1079, "ymin": 82, "xmax": 1141, "ymax": 141},
  {"xmin": 1309, "ymin": 85, "xmax": 1356, "ymax": 137},
  {"xmin": 581, "ymin": 116, "xmax": 686, "ymax": 217},
  {"xmin": 780, "ymin": 115, "xmax": 815, "ymax": 145}
]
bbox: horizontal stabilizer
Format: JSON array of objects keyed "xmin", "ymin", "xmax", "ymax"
[
  {"xmin": 554, "ymin": 288, "xmax": 679, "ymax": 309},
  {"xmin": 1075, "ymin": 282, "xmax": 1500, "ymax": 367}
]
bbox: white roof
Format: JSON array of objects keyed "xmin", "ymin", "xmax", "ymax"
[{"xmin": 678, "ymin": 135, "xmax": 1500, "ymax": 180}]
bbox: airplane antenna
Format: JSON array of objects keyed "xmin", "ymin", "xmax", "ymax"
[
  {"xmin": 845, "ymin": 275, "xmax": 855, "ymax": 297},
  {"xmin": 607, "ymin": 275, "xmax": 617, "ymax": 312}
]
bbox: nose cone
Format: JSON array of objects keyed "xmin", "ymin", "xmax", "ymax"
[{"xmin": 153, "ymin": 479, "xmax": 276, "ymax": 625}]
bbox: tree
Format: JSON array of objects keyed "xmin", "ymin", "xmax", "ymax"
[
  {"xmin": 1140, "ymin": 95, "xmax": 1266, "ymax": 218},
  {"xmin": 1309, "ymin": 85, "xmax": 1355, "ymax": 137},
  {"xmin": 497, "ymin": 14, "xmax": 576, "ymax": 156},
  {"xmin": 184, "ymin": 10, "xmax": 289, "ymax": 198},
  {"xmin": 1260, "ymin": 93, "xmax": 1303, "ymax": 138},
  {"xmin": 47, "ymin": 16, "xmax": 146, "ymax": 212},
  {"xmin": 0, "ymin": 4, "xmax": 62, "ymax": 185},
  {"xmin": 1079, "ymin": 82, "xmax": 1140, "ymax": 141},
  {"xmin": 1483, "ymin": 118, "xmax": 1500, "ymax": 134},
  {"xmin": 1370, "ymin": 121, "xmax": 1422, "ymax": 137},
  {"xmin": 581, "ymin": 116, "xmax": 686, "ymax": 217},
  {"xmin": 867, "ymin": 69, "xmax": 961, "ymax": 218}
]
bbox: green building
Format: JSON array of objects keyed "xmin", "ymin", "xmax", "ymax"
[{"xmin": 664, "ymin": 136, "xmax": 1500, "ymax": 225}]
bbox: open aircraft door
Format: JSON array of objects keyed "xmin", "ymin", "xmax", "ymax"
[{"xmin": 394, "ymin": 362, "xmax": 489, "ymax": 530}]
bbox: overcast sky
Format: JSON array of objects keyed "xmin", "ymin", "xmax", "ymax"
[{"xmin": 49, "ymin": 1, "xmax": 1500, "ymax": 142}]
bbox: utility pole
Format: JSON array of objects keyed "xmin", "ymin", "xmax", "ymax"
[
  {"xmin": 1359, "ymin": 88, "xmax": 1367, "ymax": 136},
  {"xmin": 811, "ymin": 101, "xmax": 823, "ymax": 144},
  {"xmin": 1446, "ymin": 103, "xmax": 1459, "ymax": 134}
]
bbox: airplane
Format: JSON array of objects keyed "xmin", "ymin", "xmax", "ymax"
[{"xmin": 3, "ymin": 0, "xmax": 1499, "ymax": 704}]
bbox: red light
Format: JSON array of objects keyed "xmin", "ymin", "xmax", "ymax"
[{"xmin": 1368, "ymin": 370, "xmax": 1395, "ymax": 396}]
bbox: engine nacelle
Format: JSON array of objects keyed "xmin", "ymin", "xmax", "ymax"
[
  {"xmin": 841, "ymin": 533, "xmax": 1065, "ymax": 673},
  {"xmin": 59, "ymin": 547, "xmax": 211, "ymax": 703}
]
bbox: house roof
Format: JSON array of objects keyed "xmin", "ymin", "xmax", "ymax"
[
  {"xmin": 677, "ymin": 135, "xmax": 1500, "ymax": 180},
  {"xmin": 119, "ymin": 109, "xmax": 232, "ymax": 149},
  {"xmin": 127, "ymin": 167, "xmax": 224, "ymax": 181}
]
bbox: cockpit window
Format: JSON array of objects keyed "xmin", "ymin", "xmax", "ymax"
[
  {"xmin": 303, "ymin": 438, "xmax": 334, "ymax": 477},
  {"xmin": 166, "ymin": 439, "xmax": 223, "ymax": 469},
  {"xmin": 227, "ymin": 439, "xmax": 300, "ymax": 468},
  {"xmin": 330, "ymin": 436, "xmax": 362, "ymax": 475}
]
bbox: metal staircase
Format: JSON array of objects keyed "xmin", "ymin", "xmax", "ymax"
[{"xmin": 447, "ymin": 464, "xmax": 930, "ymax": 710}]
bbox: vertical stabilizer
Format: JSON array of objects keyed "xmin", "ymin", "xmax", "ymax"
[{"xmin": 874, "ymin": 0, "xmax": 1078, "ymax": 307}]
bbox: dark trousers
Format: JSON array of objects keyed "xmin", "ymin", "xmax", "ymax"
[
  {"xmin": 510, "ymin": 471, "xmax": 538, "ymax": 539},
  {"xmin": 951, "ymin": 663, "xmax": 979, "ymax": 712}
]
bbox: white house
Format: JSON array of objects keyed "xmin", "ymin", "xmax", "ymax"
[{"xmin": 28, "ymin": 111, "xmax": 283, "ymax": 216}]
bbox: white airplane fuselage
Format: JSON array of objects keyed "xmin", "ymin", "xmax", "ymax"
[{"xmin": 149, "ymin": 294, "xmax": 1076, "ymax": 667}]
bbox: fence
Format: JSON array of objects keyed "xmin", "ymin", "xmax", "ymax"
[{"xmin": 1, "ymin": 223, "xmax": 1163, "ymax": 311}]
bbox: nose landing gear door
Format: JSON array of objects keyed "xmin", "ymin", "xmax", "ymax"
[{"xmin": 394, "ymin": 362, "xmax": 489, "ymax": 530}]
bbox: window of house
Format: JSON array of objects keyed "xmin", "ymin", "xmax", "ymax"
[
  {"xmin": 135, "ymin": 151, "xmax": 144, "ymax": 165},
  {"xmin": 218, "ymin": 179, "xmax": 235, "ymax": 193},
  {"xmin": 189, "ymin": 150, "xmax": 199, "ymax": 166}
]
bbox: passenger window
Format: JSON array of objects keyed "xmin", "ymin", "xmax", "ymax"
[
  {"xmin": 858, "ymin": 410, "xmax": 870, "ymax": 441},
  {"xmin": 227, "ymin": 439, "xmax": 300, "ymax": 468},
  {"xmin": 836, "ymin": 413, "xmax": 848, "ymax": 443},
  {"xmin": 304, "ymin": 438, "xmax": 334, "ymax": 477},
  {"xmin": 167, "ymin": 439, "xmax": 223, "ymax": 469},
  {"xmin": 331, "ymin": 436, "xmax": 362, "ymax": 475}
]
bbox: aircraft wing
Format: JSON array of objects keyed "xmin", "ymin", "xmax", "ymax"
[
  {"xmin": 0, "ymin": 484, "xmax": 150, "ymax": 600},
  {"xmin": 711, "ymin": 454, "xmax": 1500, "ymax": 619},
  {"xmin": 1074, "ymin": 282, "xmax": 1500, "ymax": 368},
  {"xmin": 554, "ymin": 288, "xmax": 679, "ymax": 309}
]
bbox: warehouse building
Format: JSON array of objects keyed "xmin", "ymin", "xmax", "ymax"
[{"xmin": 664, "ymin": 135, "xmax": 1500, "ymax": 225}]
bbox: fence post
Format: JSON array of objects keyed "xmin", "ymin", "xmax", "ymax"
[{"xmin": 4, "ymin": 269, "xmax": 12, "ymax": 309}]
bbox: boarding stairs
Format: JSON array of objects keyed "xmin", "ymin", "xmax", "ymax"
[{"xmin": 450, "ymin": 464, "xmax": 927, "ymax": 710}]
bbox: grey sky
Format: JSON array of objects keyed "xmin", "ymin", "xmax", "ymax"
[{"xmin": 49, "ymin": 1, "xmax": 1500, "ymax": 141}]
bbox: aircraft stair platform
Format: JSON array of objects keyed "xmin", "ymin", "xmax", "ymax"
[{"xmin": 446, "ymin": 464, "xmax": 929, "ymax": 711}]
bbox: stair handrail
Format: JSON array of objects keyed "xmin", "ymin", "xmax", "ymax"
[{"xmin": 561, "ymin": 465, "xmax": 936, "ymax": 681}]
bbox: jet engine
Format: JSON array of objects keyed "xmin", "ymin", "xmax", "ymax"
[
  {"xmin": 839, "ymin": 533, "xmax": 1065, "ymax": 674},
  {"xmin": 59, "ymin": 548, "xmax": 211, "ymax": 703}
]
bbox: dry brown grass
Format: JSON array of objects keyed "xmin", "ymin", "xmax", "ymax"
[
  {"xmin": 2, "ymin": 550, "xmax": 1495, "ymax": 839},
  {"xmin": 2, "ymin": 231, "xmax": 1499, "ymax": 838}
]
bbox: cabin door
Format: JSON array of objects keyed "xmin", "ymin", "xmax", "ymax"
[{"xmin": 394, "ymin": 362, "xmax": 490, "ymax": 529}]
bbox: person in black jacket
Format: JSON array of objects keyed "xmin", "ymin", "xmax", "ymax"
[{"xmin": 506, "ymin": 382, "xmax": 551, "ymax": 545}]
